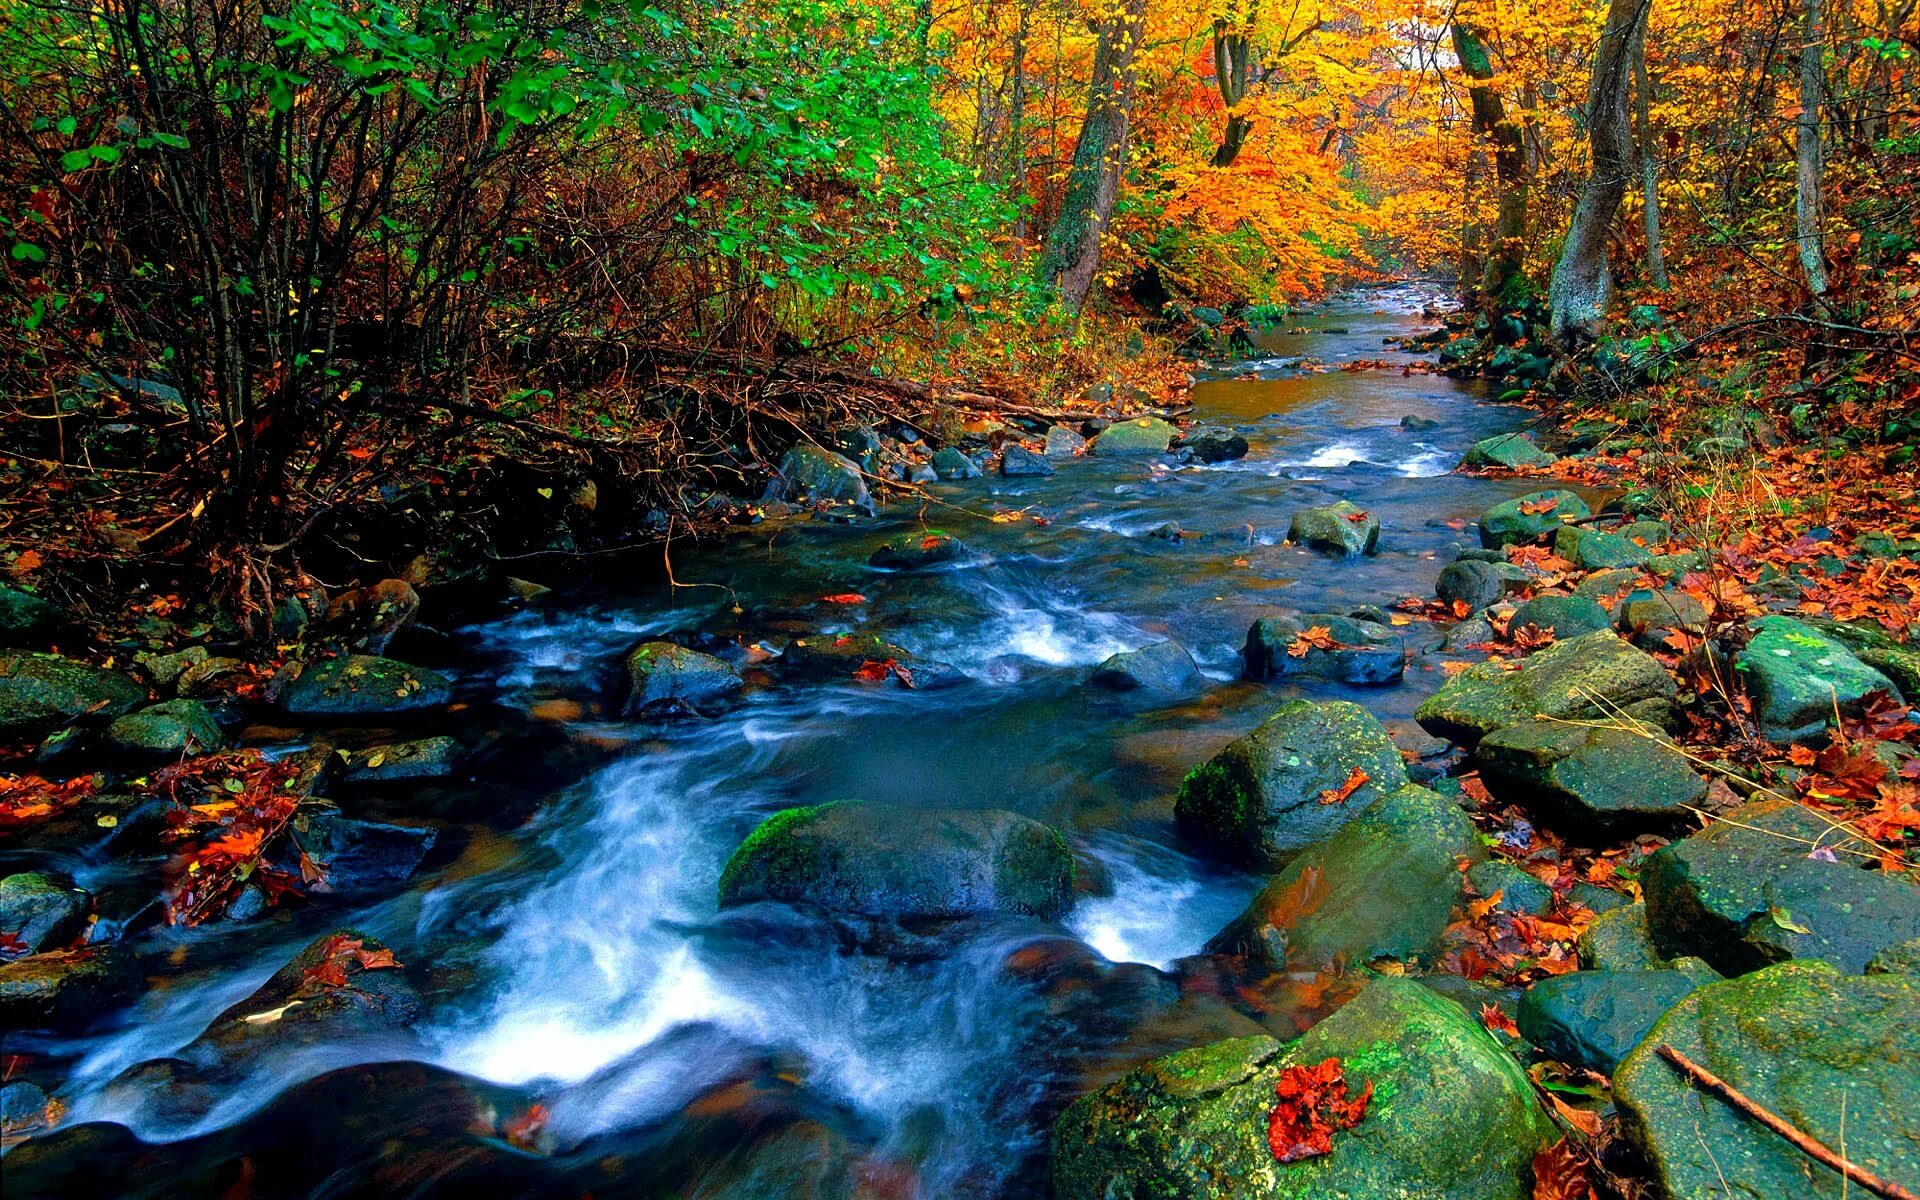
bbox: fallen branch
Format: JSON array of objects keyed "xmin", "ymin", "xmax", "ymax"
[{"xmin": 1655, "ymin": 1044, "xmax": 1920, "ymax": 1200}]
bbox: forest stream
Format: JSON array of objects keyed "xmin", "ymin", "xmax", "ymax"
[{"xmin": 8, "ymin": 288, "xmax": 1590, "ymax": 1195}]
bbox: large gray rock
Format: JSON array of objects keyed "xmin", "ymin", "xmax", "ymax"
[
  {"xmin": 930, "ymin": 448, "xmax": 982, "ymax": 481},
  {"xmin": 1206, "ymin": 784, "xmax": 1482, "ymax": 970},
  {"xmin": 1000, "ymin": 444, "xmax": 1055, "ymax": 476},
  {"xmin": 1552, "ymin": 525, "xmax": 1651, "ymax": 570},
  {"xmin": 1615, "ymin": 962, "xmax": 1920, "ymax": 1200},
  {"xmin": 1176, "ymin": 700, "xmax": 1410, "ymax": 868},
  {"xmin": 0, "ymin": 873, "xmax": 90, "ymax": 954},
  {"xmin": 1089, "ymin": 417, "xmax": 1177, "ymax": 456},
  {"xmin": 767, "ymin": 445, "xmax": 873, "ymax": 513},
  {"xmin": 280, "ymin": 655, "xmax": 452, "ymax": 717},
  {"xmin": 1242, "ymin": 614, "xmax": 1404, "ymax": 686},
  {"xmin": 0, "ymin": 948, "xmax": 139, "ymax": 1031},
  {"xmin": 1737, "ymin": 615, "xmax": 1901, "ymax": 744},
  {"xmin": 1052, "ymin": 978, "xmax": 1556, "ymax": 1200},
  {"xmin": 619, "ymin": 641, "xmax": 744, "ymax": 716},
  {"xmin": 1175, "ymin": 426, "xmax": 1250, "ymax": 462},
  {"xmin": 1288, "ymin": 501, "xmax": 1379, "ymax": 557},
  {"xmin": 1477, "ymin": 490, "xmax": 1589, "ymax": 549},
  {"xmin": 1462, "ymin": 432, "xmax": 1555, "ymax": 470},
  {"xmin": 0, "ymin": 652, "xmax": 145, "ymax": 737},
  {"xmin": 1518, "ymin": 968, "xmax": 1709, "ymax": 1073},
  {"xmin": 100, "ymin": 699, "xmax": 226, "ymax": 759},
  {"xmin": 1507, "ymin": 595, "xmax": 1612, "ymax": 640},
  {"xmin": 1476, "ymin": 718, "xmax": 1705, "ymax": 831},
  {"xmin": 338, "ymin": 736, "xmax": 464, "ymax": 785},
  {"xmin": 1641, "ymin": 799, "xmax": 1920, "ymax": 975},
  {"xmin": 1435, "ymin": 559, "xmax": 1529, "ymax": 612},
  {"xmin": 1415, "ymin": 630, "xmax": 1676, "ymax": 746},
  {"xmin": 1805, "ymin": 618, "xmax": 1920, "ymax": 697},
  {"xmin": 716, "ymin": 802, "xmax": 1074, "ymax": 921},
  {"xmin": 1090, "ymin": 642, "xmax": 1202, "ymax": 694}
]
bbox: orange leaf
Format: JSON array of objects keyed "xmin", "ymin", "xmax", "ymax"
[{"xmin": 1318, "ymin": 766, "xmax": 1370, "ymax": 805}]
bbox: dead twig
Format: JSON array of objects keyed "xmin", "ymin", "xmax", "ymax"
[{"xmin": 1655, "ymin": 1044, "xmax": 1920, "ymax": 1200}]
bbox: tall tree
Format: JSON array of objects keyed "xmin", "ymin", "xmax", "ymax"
[
  {"xmin": 1634, "ymin": 19, "xmax": 1669, "ymax": 289},
  {"xmin": 1451, "ymin": 20, "xmax": 1528, "ymax": 311},
  {"xmin": 1548, "ymin": 0, "xmax": 1654, "ymax": 347},
  {"xmin": 1212, "ymin": 4, "xmax": 1259, "ymax": 167},
  {"xmin": 1795, "ymin": 0, "xmax": 1831, "ymax": 302},
  {"xmin": 1035, "ymin": 0, "xmax": 1152, "ymax": 314}
]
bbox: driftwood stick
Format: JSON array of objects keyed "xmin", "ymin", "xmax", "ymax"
[{"xmin": 1655, "ymin": 1044, "xmax": 1920, "ymax": 1200}]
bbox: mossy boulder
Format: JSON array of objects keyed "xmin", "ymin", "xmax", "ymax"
[
  {"xmin": 1435, "ymin": 559, "xmax": 1530, "ymax": 612},
  {"xmin": 1090, "ymin": 417, "xmax": 1178, "ymax": 456},
  {"xmin": 1477, "ymin": 490, "xmax": 1589, "ymax": 550},
  {"xmin": 1475, "ymin": 719, "xmax": 1705, "ymax": 832},
  {"xmin": 1552, "ymin": 525, "xmax": 1651, "ymax": 570},
  {"xmin": 1462, "ymin": 432, "xmax": 1555, "ymax": 470},
  {"xmin": 0, "ymin": 587, "xmax": 72, "ymax": 648},
  {"xmin": 1577, "ymin": 903, "xmax": 1664, "ymax": 971},
  {"xmin": 1507, "ymin": 595, "xmax": 1612, "ymax": 640},
  {"xmin": 1176, "ymin": 700, "xmax": 1409, "ymax": 868},
  {"xmin": 1614, "ymin": 962, "xmax": 1920, "ymax": 1200},
  {"xmin": 870, "ymin": 531, "xmax": 966, "ymax": 570},
  {"xmin": 1051, "ymin": 977, "xmax": 1556, "ymax": 1200},
  {"xmin": 1518, "ymin": 969, "xmax": 1709, "ymax": 1073},
  {"xmin": 1641, "ymin": 799, "xmax": 1920, "ymax": 975},
  {"xmin": 1467, "ymin": 860, "xmax": 1554, "ymax": 916},
  {"xmin": 1736, "ymin": 616, "xmax": 1901, "ymax": 744},
  {"xmin": 1415, "ymin": 631, "xmax": 1676, "ymax": 746},
  {"xmin": 280, "ymin": 655, "xmax": 452, "ymax": 717},
  {"xmin": 1242, "ymin": 614, "xmax": 1404, "ymax": 686},
  {"xmin": 100, "ymin": 699, "xmax": 226, "ymax": 759},
  {"xmin": 0, "ymin": 872, "xmax": 90, "ymax": 954},
  {"xmin": 619, "ymin": 641, "xmax": 744, "ymax": 716},
  {"xmin": 1206, "ymin": 784, "xmax": 1482, "ymax": 970},
  {"xmin": 0, "ymin": 652, "xmax": 145, "ymax": 737},
  {"xmin": 1804, "ymin": 618, "xmax": 1920, "ymax": 697},
  {"xmin": 0, "ymin": 948, "xmax": 140, "ymax": 1031},
  {"xmin": 716, "ymin": 802, "xmax": 1074, "ymax": 921},
  {"xmin": 338, "ymin": 736, "xmax": 464, "ymax": 785},
  {"xmin": 1288, "ymin": 501, "xmax": 1379, "ymax": 558},
  {"xmin": 1091, "ymin": 641, "xmax": 1202, "ymax": 694},
  {"xmin": 767, "ymin": 445, "xmax": 873, "ymax": 513},
  {"xmin": 1617, "ymin": 588, "xmax": 1708, "ymax": 650}
]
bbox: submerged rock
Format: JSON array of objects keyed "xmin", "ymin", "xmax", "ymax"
[
  {"xmin": 100, "ymin": 698, "xmax": 226, "ymax": 759},
  {"xmin": 1089, "ymin": 417, "xmax": 1177, "ymax": 456},
  {"xmin": 778, "ymin": 631, "xmax": 955, "ymax": 688},
  {"xmin": 1477, "ymin": 489, "xmax": 1589, "ymax": 549},
  {"xmin": 1288, "ymin": 501, "xmax": 1379, "ymax": 558},
  {"xmin": 869, "ymin": 530, "xmax": 966, "ymax": 570},
  {"xmin": 1206, "ymin": 784, "xmax": 1482, "ymax": 969},
  {"xmin": 1614, "ymin": 962, "xmax": 1920, "ymax": 1200},
  {"xmin": 766, "ymin": 445, "xmax": 873, "ymax": 513},
  {"xmin": 1462, "ymin": 431, "xmax": 1555, "ymax": 470},
  {"xmin": 1052, "ymin": 977, "xmax": 1555, "ymax": 1200},
  {"xmin": 1736, "ymin": 615, "xmax": 1900, "ymax": 744},
  {"xmin": 1475, "ymin": 718, "xmax": 1705, "ymax": 831},
  {"xmin": 1518, "ymin": 968, "xmax": 1709, "ymax": 1073},
  {"xmin": 1242, "ymin": 614, "xmax": 1404, "ymax": 686},
  {"xmin": 1415, "ymin": 630, "xmax": 1676, "ymax": 746},
  {"xmin": 1641, "ymin": 799, "xmax": 1920, "ymax": 975},
  {"xmin": 619, "ymin": 641, "xmax": 744, "ymax": 716},
  {"xmin": 0, "ymin": 652, "xmax": 145, "ymax": 737},
  {"xmin": 183, "ymin": 929, "xmax": 423, "ymax": 1070},
  {"xmin": 1176, "ymin": 700, "xmax": 1409, "ymax": 868},
  {"xmin": 1090, "ymin": 641, "xmax": 1202, "ymax": 694},
  {"xmin": 716, "ymin": 802, "xmax": 1074, "ymax": 921},
  {"xmin": 280, "ymin": 655, "xmax": 452, "ymax": 717}
]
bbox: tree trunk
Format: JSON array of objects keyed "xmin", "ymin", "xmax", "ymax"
[
  {"xmin": 1035, "ymin": 0, "xmax": 1150, "ymax": 314},
  {"xmin": 1795, "ymin": 0, "xmax": 1831, "ymax": 301},
  {"xmin": 1451, "ymin": 22, "xmax": 1528, "ymax": 311},
  {"xmin": 1548, "ymin": 0, "xmax": 1653, "ymax": 348},
  {"xmin": 1634, "ymin": 21, "xmax": 1669, "ymax": 289},
  {"xmin": 1011, "ymin": 1, "xmax": 1029, "ymax": 241},
  {"xmin": 1211, "ymin": 10, "xmax": 1256, "ymax": 167}
]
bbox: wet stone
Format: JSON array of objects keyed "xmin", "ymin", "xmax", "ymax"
[
  {"xmin": 1000, "ymin": 444, "xmax": 1055, "ymax": 476},
  {"xmin": 1477, "ymin": 490, "xmax": 1589, "ymax": 550},
  {"xmin": 280, "ymin": 655, "xmax": 453, "ymax": 717},
  {"xmin": 1242, "ymin": 613, "xmax": 1404, "ymax": 686},
  {"xmin": 0, "ymin": 872, "xmax": 91, "ymax": 954},
  {"xmin": 1090, "ymin": 641, "xmax": 1202, "ymax": 694},
  {"xmin": 337, "ymin": 736, "xmax": 464, "ymax": 785},
  {"xmin": 1288, "ymin": 501, "xmax": 1378, "ymax": 557}
]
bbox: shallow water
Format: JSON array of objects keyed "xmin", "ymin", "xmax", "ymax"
[{"xmin": 12, "ymin": 286, "xmax": 1562, "ymax": 1197}]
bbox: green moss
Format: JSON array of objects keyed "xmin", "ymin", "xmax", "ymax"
[
  {"xmin": 1174, "ymin": 760, "xmax": 1253, "ymax": 847},
  {"xmin": 716, "ymin": 802, "xmax": 836, "ymax": 903}
]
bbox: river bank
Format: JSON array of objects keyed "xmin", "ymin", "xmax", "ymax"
[{"xmin": 4, "ymin": 284, "xmax": 1918, "ymax": 1199}]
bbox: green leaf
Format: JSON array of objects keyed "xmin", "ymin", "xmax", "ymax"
[
  {"xmin": 1769, "ymin": 906, "xmax": 1812, "ymax": 935},
  {"xmin": 9, "ymin": 242, "xmax": 46, "ymax": 263},
  {"xmin": 59, "ymin": 149, "xmax": 92, "ymax": 172}
]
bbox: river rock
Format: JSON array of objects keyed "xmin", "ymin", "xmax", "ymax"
[
  {"xmin": 869, "ymin": 530, "xmax": 966, "ymax": 570},
  {"xmin": 0, "ymin": 872, "xmax": 90, "ymax": 954},
  {"xmin": 1176, "ymin": 700, "xmax": 1409, "ymax": 868},
  {"xmin": 618, "ymin": 642, "xmax": 744, "ymax": 717},
  {"xmin": 298, "ymin": 814, "xmax": 437, "ymax": 894},
  {"xmin": 1475, "ymin": 718, "xmax": 1705, "ymax": 831},
  {"xmin": 0, "ymin": 947, "xmax": 139, "ymax": 1031},
  {"xmin": 767, "ymin": 445, "xmax": 873, "ymax": 513},
  {"xmin": 1435, "ymin": 559, "xmax": 1529, "ymax": 612},
  {"xmin": 1614, "ymin": 961, "xmax": 1920, "ymax": 1200},
  {"xmin": 1617, "ymin": 588, "xmax": 1708, "ymax": 650},
  {"xmin": 1174, "ymin": 426, "xmax": 1250, "ymax": 463},
  {"xmin": 1736, "ymin": 615, "xmax": 1900, "ymax": 744},
  {"xmin": 1518, "ymin": 968, "xmax": 1708, "ymax": 1074},
  {"xmin": 99, "ymin": 698, "xmax": 226, "ymax": 760},
  {"xmin": 280, "ymin": 654, "xmax": 452, "ymax": 717},
  {"xmin": 1051, "ymin": 977, "xmax": 1555, "ymax": 1200},
  {"xmin": 716, "ymin": 802, "xmax": 1074, "ymax": 921},
  {"xmin": 930, "ymin": 447, "xmax": 982, "ymax": 481},
  {"xmin": 1803, "ymin": 618, "xmax": 1920, "ymax": 696},
  {"xmin": 0, "ymin": 587, "xmax": 73, "ymax": 648},
  {"xmin": 322, "ymin": 579, "xmax": 420, "ymax": 654},
  {"xmin": 1477, "ymin": 490, "xmax": 1589, "ymax": 549},
  {"xmin": 1089, "ymin": 417, "xmax": 1177, "ymax": 456},
  {"xmin": 1001, "ymin": 444, "xmax": 1055, "ymax": 476},
  {"xmin": 1090, "ymin": 642, "xmax": 1202, "ymax": 694},
  {"xmin": 1242, "ymin": 613, "xmax": 1404, "ymax": 686},
  {"xmin": 1045, "ymin": 424, "xmax": 1088, "ymax": 457},
  {"xmin": 338, "ymin": 736, "xmax": 464, "ymax": 785},
  {"xmin": 1206, "ymin": 784, "xmax": 1482, "ymax": 969},
  {"xmin": 0, "ymin": 652, "xmax": 146, "ymax": 737},
  {"xmin": 1467, "ymin": 860, "xmax": 1554, "ymax": 916},
  {"xmin": 1462, "ymin": 431, "xmax": 1555, "ymax": 470},
  {"xmin": 1507, "ymin": 595, "xmax": 1612, "ymax": 640},
  {"xmin": 1869, "ymin": 938, "xmax": 1920, "ymax": 974},
  {"xmin": 1415, "ymin": 630, "xmax": 1676, "ymax": 746},
  {"xmin": 1572, "ymin": 566, "xmax": 1641, "ymax": 611},
  {"xmin": 1579, "ymin": 902, "xmax": 1663, "ymax": 970},
  {"xmin": 1641, "ymin": 799, "xmax": 1920, "ymax": 975},
  {"xmin": 1401, "ymin": 414, "xmax": 1443, "ymax": 431},
  {"xmin": 1288, "ymin": 501, "xmax": 1378, "ymax": 557},
  {"xmin": 778, "ymin": 631, "xmax": 946, "ymax": 686},
  {"xmin": 1552, "ymin": 525, "xmax": 1651, "ymax": 570},
  {"xmin": 186, "ymin": 929, "xmax": 423, "ymax": 1067}
]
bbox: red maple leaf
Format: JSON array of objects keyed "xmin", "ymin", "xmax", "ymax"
[{"xmin": 1267, "ymin": 1057, "xmax": 1373, "ymax": 1163}]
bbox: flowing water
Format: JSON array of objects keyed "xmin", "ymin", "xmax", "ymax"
[{"xmin": 11, "ymin": 286, "xmax": 1560, "ymax": 1197}]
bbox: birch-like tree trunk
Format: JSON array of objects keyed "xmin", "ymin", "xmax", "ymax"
[{"xmin": 1795, "ymin": 0, "xmax": 1831, "ymax": 301}]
